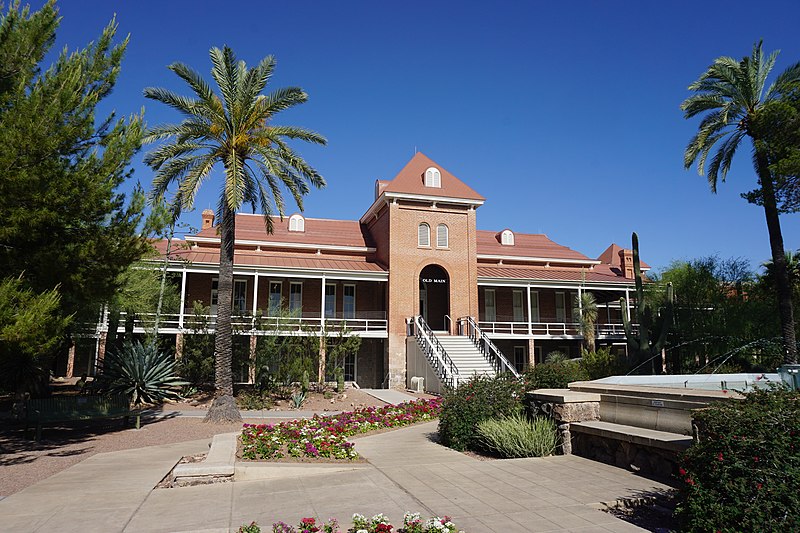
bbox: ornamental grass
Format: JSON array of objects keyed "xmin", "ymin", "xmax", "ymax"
[{"xmin": 241, "ymin": 398, "xmax": 442, "ymax": 461}]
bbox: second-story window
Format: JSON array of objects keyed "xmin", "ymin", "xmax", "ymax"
[
  {"xmin": 289, "ymin": 282, "xmax": 303, "ymax": 313},
  {"xmin": 343, "ymin": 284, "xmax": 356, "ymax": 319},
  {"xmin": 325, "ymin": 283, "xmax": 336, "ymax": 318},
  {"xmin": 436, "ymin": 224, "xmax": 448, "ymax": 248},
  {"xmin": 418, "ymin": 223, "xmax": 430, "ymax": 247},
  {"xmin": 555, "ymin": 291, "xmax": 566, "ymax": 322}
]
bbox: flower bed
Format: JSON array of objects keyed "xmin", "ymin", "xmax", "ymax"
[
  {"xmin": 238, "ymin": 512, "xmax": 464, "ymax": 533},
  {"xmin": 241, "ymin": 398, "xmax": 442, "ymax": 461}
]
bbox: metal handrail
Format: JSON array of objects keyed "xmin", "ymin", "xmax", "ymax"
[
  {"xmin": 412, "ymin": 315, "xmax": 460, "ymax": 388},
  {"xmin": 458, "ymin": 316, "xmax": 520, "ymax": 379}
]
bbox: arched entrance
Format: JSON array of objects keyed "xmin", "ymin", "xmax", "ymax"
[{"xmin": 419, "ymin": 264, "xmax": 450, "ymax": 331}]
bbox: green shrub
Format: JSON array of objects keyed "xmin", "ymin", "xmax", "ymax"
[
  {"xmin": 438, "ymin": 374, "xmax": 522, "ymax": 451},
  {"xmin": 579, "ymin": 347, "xmax": 628, "ymax": 380},
  {"xmin": 675, "ymin": 387, "xmax": 800, "ymax": 532},
  {"xmin": 476, "ymin": 413, "xmax": 558, "ymax": 458},
  {"xmin": 523, "ymin": 358, "xmax": 588, "ymax": 390},
  {"xmin": 98, "ymin": 341, "xmax": 188, "ymax": 405}
]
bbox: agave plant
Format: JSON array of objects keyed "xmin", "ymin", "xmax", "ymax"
[{"xmin": 99, "ymin": 341, "xmax": 188, "ymax": 405}]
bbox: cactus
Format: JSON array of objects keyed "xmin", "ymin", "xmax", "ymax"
[
  {"xmin": 334, "ymin": 366, "xmax": 345, "ymax": 393},
  {"xmin": 619, "ymin": 232, "xmax": 674, "ymax": 374}
]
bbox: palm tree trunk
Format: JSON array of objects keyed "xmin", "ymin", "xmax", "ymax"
[
  {"xmin": 204, "ymin": 201, "xmax": 242, "ymax": 422},
  {"xmin": 756, "ymin": 150, "xmax": 798, "ymax": 364}
]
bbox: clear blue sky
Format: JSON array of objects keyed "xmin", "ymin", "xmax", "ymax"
[{"xmin": 34, "ymin": 0, "xmax": 800, "ymax": 273}]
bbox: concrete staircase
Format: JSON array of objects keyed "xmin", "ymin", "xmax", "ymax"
[{"xmin": 437, "ymin": 335, "xmax": 496, "ymax": 381}]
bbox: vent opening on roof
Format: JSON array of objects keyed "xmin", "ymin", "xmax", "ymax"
[
  {"xmin": 424, "ymin": 167, "xmax": 441, "ymax": 188},
  {"xmin": 289, "ymin": 214, "xmax": 305, "ymax": 232},
  {"xmin": 500, "ymin": 229, "xmax": 514, "ymax": 246}
]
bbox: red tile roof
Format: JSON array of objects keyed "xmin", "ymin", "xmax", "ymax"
[
  {"xmin": 597, "ymin": 243, "xmax": 651, "ymax": 269},
  {"xmin": 476, "ymin": 230, "xmax": 592, "ymax": 262},
  {"xmin": 194, "ymin": 213, "xmax": 374, "ymax": 248},
  {"xmin": 382, "ymin": 152, "xmax": 485, "ymax": 201},
  {"xmin": 477, "ymin": 264, "xmax": 635, "ymax": 284},
  {"xmin": 150, "ymin": 241, "xmax": 385, "ymax": 273}
]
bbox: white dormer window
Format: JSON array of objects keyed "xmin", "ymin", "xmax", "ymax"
[
  {"xmin": 437, "ymin": 224, "xmax": 448, "ymax": 248},
  {"xmin": 424, "ymin": 167, "xmax": 441, "ymax": 188},
  {"xmin": 418, "ymin": 223, "xmax": 430, "ymax": 247},
  {"xmin": 501, "ymin": 229, "xmax": 514, "ymax": 246},
  {"xmin": 289, "ymin": 214, "xmax": 305, "ymax": 232}
]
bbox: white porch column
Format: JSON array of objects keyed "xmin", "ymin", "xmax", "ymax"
[
  {"xmin": 526, "ymin": 285, "xmax": 532, "ymax": 336},
  {"xmin": 577, "ymin": 286, "xmax": 583, "ymax": 318},
  {"xmin": 178, "ymin": 268, "xmax": 187, "ymax": 329},
  {"xmin": 252, "ymin": 272, "xmax": 260, "ymax": 325},
  {"xmin": 320, "ymin": 274, "xmax": 327, "ymax": 328}
]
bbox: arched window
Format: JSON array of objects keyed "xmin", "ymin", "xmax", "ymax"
[
  {"xmin": 418, "ymin": 223, "xmax": 430, "ymax": 247},
  {"xmin": 424, "ymin": 167, "xmax": 441, "ymax": 188},
  {"xmin": 436, "ymin": 224, "xmax": 449, "ymax": 248},
  {"xmin": 501, "ymin": 229, "xmax": 514, "ymax": 246},
  {"xmin": 289, "ymin": 214, "xmax": 305, "ymax": 232}
]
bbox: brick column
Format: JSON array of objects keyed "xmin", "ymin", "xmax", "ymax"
[
  {"xmin": 527, "ymin": 337, "xmax": 536, "ymax": 368},
  {"xmin": 96, "ymin": 332, "xmax": 108, "ymax": 372},
  {"xmin": 175, "ymin": 332, "xmax": 184, "ymax": 359}
]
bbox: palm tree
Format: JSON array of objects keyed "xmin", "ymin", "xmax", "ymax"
[
  {"xmin": 143, "ymin": 47, "xmax": 326, "ymax": 421},
  {"xmin": 681, "ymin": 42, "xmax": 800, "ymax": 364}
]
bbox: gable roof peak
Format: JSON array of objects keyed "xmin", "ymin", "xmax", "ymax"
[{"xmin": 382, "ymin": 153, "xmax": 485, "ymax": 202}]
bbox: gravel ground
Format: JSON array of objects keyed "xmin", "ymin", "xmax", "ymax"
[{"xmin": 0, "ymin": 416, "xmax": 279, "ymax": 497}]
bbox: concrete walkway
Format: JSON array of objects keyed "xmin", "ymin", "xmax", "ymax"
[
  {"xmin": 359, "ymin": 388, "xmax": 419, "ymax": 404},
  {"xmin": 0, "ymin": 422, "xmax": 673, "ymax": 533}
]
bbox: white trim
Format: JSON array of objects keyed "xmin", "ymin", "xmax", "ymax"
[
  {"xmin": 289, "ymin": 281, "xmax": 303, "ymax": 313},
  {"xmin": 478, "ymin": 254, "xmax": 601, "ymax": 265},
  {"xmin": 477, "ymin": 278, "xmax": 634, "ymax": 290},
  {"xmin": 343, "ymin": 283, "xmax": 356, "ymax": 320},
  {"xmin": 179, "ymin": 269, "xmax": 187, "ymax": 328},
  {"xmin": 252, "ymin": 273, "xmax": 260, "ymax": 317},
  {"xmin": 484, "ymin": 288, "xmax": 496, "ymax": 322},
  {"xmin": 360, "ymin": 191, "xmax": 484, "ymax": 223},
  {"xmin": 324, "ymin": 280, "xmax": 336, "ymax": 319},
  {"xmin": 436, "ymin": 224, "xmax": 449, "ymax": 248},
  {"xmin": 185, "ymin": 236, "xmax": 375, "ymax": 254},
  {"xmin": 418, "ymin": 223, "xmax": 431, "ymax": 248}
]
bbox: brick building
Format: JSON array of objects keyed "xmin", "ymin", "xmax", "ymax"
[{"xmin": 90, "ymin": 153, "xmax": 645, "ymax": 388}]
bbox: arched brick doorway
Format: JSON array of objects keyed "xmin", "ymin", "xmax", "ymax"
[{"xmin": 419, "ymin": 264, "xmax": 450, "ymax": 331}]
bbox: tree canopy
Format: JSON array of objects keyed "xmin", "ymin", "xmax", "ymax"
[{"xmin": 0, "ymin": 1, "xmax": 147, "ymax": 321}]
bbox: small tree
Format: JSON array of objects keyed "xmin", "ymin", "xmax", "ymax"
[
  {"xmin": 0, "ymin": 277, "xmax": 71, "ymax": 395},
  {"xmin": 574, "ymin": 291, "xmax": 598, "ymax": 352}
]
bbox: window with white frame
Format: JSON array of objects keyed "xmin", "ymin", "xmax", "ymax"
[
  {"xmin": 233, "ymin": 280, "xmax": 247, "ymax": 313},
  {"xmin": 555, "ymin": 291, "xmax": 566, "ymax": 322},
  {"xmin": 289, "ymin": 282, "xmax": 303, "ymax": 313},
  {"xmin": 418, "ymin": 223, "xmax": 430, "ymax": 247},
  {"xmin": 436, "ymin": 224, "xmax": 448, "ymax": 248},
  {"xmin": 211, "ymin": 278, "xmax": 247, "ymax": 313},
  {"xmin": 530, "ymin": 291, "xmax": 540, "ymax": 322},
  {"xmin": 501, "ymin": 230, "xmax": 514, "ymax": 246},
  {"xmin": 325, "ymin": 283, "xmax": 336, "ymax": 318},
  {"xmin": 424, "ymin": 167, "xmax": 441, "ymax": 188},
  {"xmin": 268, "ymin": 281, "xmax": 282, "ymax": 315},
  {"xmin": 288, "ymin": 214, "xmax": 305, "ymax": 232},
  {"xmin": 484, "ymin": 289, "xmax": 496, "ymax": 322},
  {"xmin": 343, "ymin": 284, "xmax": 356, "ymax": 319},
  {"xmin": 513, "ymin": 290, "xmax": 524, "ymax": 322}
]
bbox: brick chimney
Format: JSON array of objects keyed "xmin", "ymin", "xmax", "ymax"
[
  {"xmin": 201, "ymin": 209, "xmax": 215, "ymax": 230},
  {"xmin": 619, "ymin": 249, "xmax": 634, "ymax": 279}
]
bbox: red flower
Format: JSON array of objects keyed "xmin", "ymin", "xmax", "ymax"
[
  {"xmin": 754, "ymin": 456, "xmax": 759, "ymax": 462},
  {"xmin": 679, "ymin": 467, "xmax": 687, "ymax": 476},
  {"xmin": 685, "ymin": 477, "xmax": 695, "ymax": 486},
  {"xmin": 717, "ymin": 452, "xmax": 724, "ymax": 461},
  {"xmin": 756, "ymin": 483, "xmax": 763, "ymax": 490}
]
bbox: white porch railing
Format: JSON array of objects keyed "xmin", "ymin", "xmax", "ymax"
[
  {"xmin": 106, "ymin": 312, "xmax": 388, "ymax": 335},
  {"xmin": 477, "ymin": 320, "xmax": 636, "ymax": 337}
]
